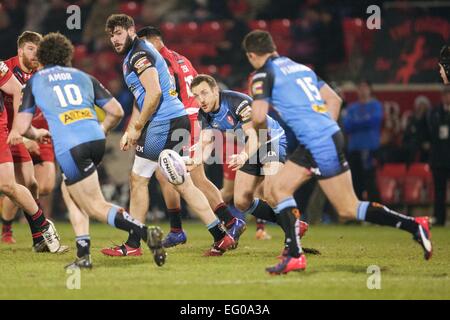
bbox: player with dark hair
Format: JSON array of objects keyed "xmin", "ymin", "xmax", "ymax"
[
  {"xmin": 439, "ymin": 45, "xmax": 449, "ymax": 85},
  {"xmin": 105, "ymin": 26, "xmax": 245, "ymax": 251},
  {"xmin": 1, "ymin": 31, "xmax": 59, "ymax": 251},
  {"xmin": 0, "ymin": 59, "xmax": 62, "ymax": 254},
  {"xmin": 242, "ymin": 30, "xmax": 433, "ymax": 274},
  {"xmin": 15, "ymin": 32, "xmax": 167, "ymax": 269},
  {"xmin": 188, "ymin": 74, "xmax": 308, "ymax": 247},
  {"xmin": 105, "ymin": 15, "xmax": 237, "ymax": 256}
]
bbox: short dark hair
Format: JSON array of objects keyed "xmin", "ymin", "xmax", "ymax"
[
  {"xmin": 37, "ymin": 32, "xmax": 73, "ymax": 67},
  {"xmin": 105, "ymin": 14, "xmax": 135, "ymax": 33},
  {"xmin": 137, "ymin": 26, "xmax": 163, "ymax": 40},
  {"xmin": 17, "ymin": 31, "xmax": 42, "ymax": 48},
  {"xmin": 242, "ymin": 30, "xmax": 277, "ymax": 56},
  {"xmin": 191, "ymin": 74, "xmax": 218, "ymax": 90}
]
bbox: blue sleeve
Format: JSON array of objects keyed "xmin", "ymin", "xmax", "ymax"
[
  {"xmin": 89, "ymin": 76, "xmax": 113, "ymax": 108},
  {"xmin": 317, "ymin": 75, "xmax": 326, "ymax": 90},
  {"xmin": 343, "ymin": 101, "xmax": 383, "ymax": 133},
  {"xmin": 250, "ymin": 66, "xmax": 274, "ymax": 102},
  {"xmin": 19, "ymin": 80, "xmax": 36, "ymax": 114}
]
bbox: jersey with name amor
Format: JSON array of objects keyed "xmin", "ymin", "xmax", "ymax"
[
  {"xmin": 122, "ymin": 38, "xmax": 186, "ymax": 122},
  {"xmin": 250, "ymin": 56, "xmax": 339, "ymax": 150},
  {"xmin": 20, "ymin": 66, "xmax": 113, "ymax": 155}
]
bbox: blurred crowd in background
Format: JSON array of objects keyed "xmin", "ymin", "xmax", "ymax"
[{"xmin": 1, "ymin": 0, "xmax": 449, "ymax": 225}]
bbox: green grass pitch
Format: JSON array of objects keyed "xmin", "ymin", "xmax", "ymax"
[{"xmin": 1, "ymin": 221, "xmax": 449, "ymax": 299}]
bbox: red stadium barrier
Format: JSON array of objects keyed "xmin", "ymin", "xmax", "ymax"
[{"xmin": 377, "ymin": 163, "xmax": 407, "ymax": 204}]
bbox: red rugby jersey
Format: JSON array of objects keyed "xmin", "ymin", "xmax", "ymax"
[
  {"xmin": 0, "ymin": 60, "xmax": 13, "ymax": 128},
  {"xmin": 3, "ymin": 56, "xmax": 48, "ymax": 130},
  {"xmin": 159, "ymin": 46, "xmax": 199, "ymax": 117}
]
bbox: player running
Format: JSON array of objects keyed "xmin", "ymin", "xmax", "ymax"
[
  {"xmin": 188, "ymin": 74, "xmax": 308, "ymax": 245},
  {"xmin": 15, "ymin": 32, "xmax": 167, "ymax": 269},
  {"xmin": 242, "ymin": 30, "xmax": 433, "ymax": 275},
  {"xmin": 0, "ymin": 59, "xmax": 62, "ymax": 254},
  {"xmin": 105, "ymin": 14, "xmax": 236, "ymax": 256}
]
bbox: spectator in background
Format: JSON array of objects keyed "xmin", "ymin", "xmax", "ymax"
[
  {"xmin": 343, "ymin": 80, "xmax": 382, "ymax": 201},
  {"xmin": 82, "ymin": 0, "xmax": 118, "ymax": 52},
  {"xmin": 402, "ymin": 95, "xmax": 430, "ymax": 164},
  {"xmin": 424, "ymin": 86, "xmax": 450, "ymax": 226}
]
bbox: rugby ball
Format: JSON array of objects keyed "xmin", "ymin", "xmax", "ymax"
[{"xmin": 158, "ymin": 149, "xmax": 187, "ymax": 185}]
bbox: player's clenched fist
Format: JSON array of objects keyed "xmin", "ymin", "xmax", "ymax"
[{"xmin": 6, "ymin": 129, "xmax": 23, "ymax": 145}]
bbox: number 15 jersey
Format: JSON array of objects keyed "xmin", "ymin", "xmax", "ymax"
[
  {"xmin": 250, "ymin": 56, "xmax": 339, "ymax": 151},
  {"xmin": 20, "ymin": 65, "xmax": 113, "ymax": 156}
]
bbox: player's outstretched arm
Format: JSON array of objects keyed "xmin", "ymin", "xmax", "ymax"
[{"xmin": 320, "ymin": 84, "xmax": 343, "ymax": 121}]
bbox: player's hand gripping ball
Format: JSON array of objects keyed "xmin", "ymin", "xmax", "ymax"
[{"xmin": 158, "ymin": 149, "xmax": 187, "ymax": 185}]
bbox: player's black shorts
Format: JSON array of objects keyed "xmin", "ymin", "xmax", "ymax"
[
  {"xmin": 136, "ymin": 115, "xmax": 191, "ymax": 161},
  {"xmin": 240, "ymin": 140, "xmax": 287, "ymax": 177},
  {"xmin": 289, "ymin": 130, "xmax": 349, "ymax": 179},
  {"xmin": 57, "ymin": 139, "xmax": 105, "ymax": 185}
]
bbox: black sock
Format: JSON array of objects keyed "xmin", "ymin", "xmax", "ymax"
[
  {"xmin": 214, "ymin": 203, "xmax": 236, "ymax": 227},
  {"xmin": 277, "ymin": 207, "xmax": 302, "ymax": 258},
  {"xmin": 249, "ymin": 199, "xmax": 277, "ymax": 223},
  {"xmin": 1, "ymin": 218, "xmax": 13, "ymax": 234},
  {"xmin": 75, "ymin": 235, "xmax": 91, "ymax": 258},
  {"xmin": 208, "ymin": 219, "xmax": 227, "ymax": 242},
  {"xmin": 26, "ymin": 208, "xmax": 49, "ymax": 246},
  {"xmin": 125, "ymin": 231, "xmax": 142, "ymax": 248},
  {"xmin": 109, "ymin": 207, "xmax": 148, "ymax": 243},
  {"xmin": 168, "ymin": 208, "xmax": 182, "ymax": 232},
  {"xmin": 256, "ymin": 219, "xmax": 265, "ymax": 231},
  {"xmin": 360, "ymin": 202, "xmax": 418, "ymax": 234}
]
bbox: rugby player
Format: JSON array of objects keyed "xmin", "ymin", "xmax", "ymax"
[
  {"xmin": 1, "ymin": 31, "xmax": 41, "ymax": 245},
  {"xmin": 100, "ymin": 26, "xmax": 245, "ymax": 255},
  {"xmin": 105, "ymin": 14, "xmax": 236, "ymax": 256},
  {"xmin": 0, "ymin": 59, "xmax": 61, "ymax": 254},
  {"xmin": 15, "ymin": 32, "xmax": 166, "ymax": 269},
  {"xmin": 188, "ymin": 74, "xmax": 308, "ymax": 246},
  {"xmin": 243, "ymin": 30, "xmax": 433, "ymax": 275}
]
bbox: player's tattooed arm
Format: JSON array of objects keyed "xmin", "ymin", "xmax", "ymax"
[{"xmin": 319, "ymin": 84, "xmax": 343, "ymax": 121}]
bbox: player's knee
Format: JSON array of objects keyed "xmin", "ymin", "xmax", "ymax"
[
  {"xmin": 39, "ymin": 183, "xmax": 54, "ymax": 196},
  {"xmin": 234, "ymin": 192, "xmax": 253, "ymax": 212},
  {"xmin": 0, "ymin": 181, "xmax": 15, "ymax": 197}
]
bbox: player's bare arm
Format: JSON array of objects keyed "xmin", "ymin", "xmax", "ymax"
[
  {"xmin": 186, "ymin": 128, "xmax": 215, "ymax": 171},
  {"xmin": 127, "ymin": 68, "xmax": 161, "ymax": 146},
  {"xmin": 120, "ymin": 101, "xmax": 140, "ymax": 151},
  {"xmin": 251, "ymin": 99, "xmax": 269, "ymax": 131},
  {"xmin": 319, "ymin": 84, "xmax": 343, "ymax": 121},
  {"xmin": 228, "ymin": 121, "xmax": 258, "ymax": 171},
  {"xmin": 100, "ymin": 97, "xmax": 124, "ymax": 135},
  {"xmin": 3, "ymin": 74, "xmax": 24, "ymax": 145}
]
